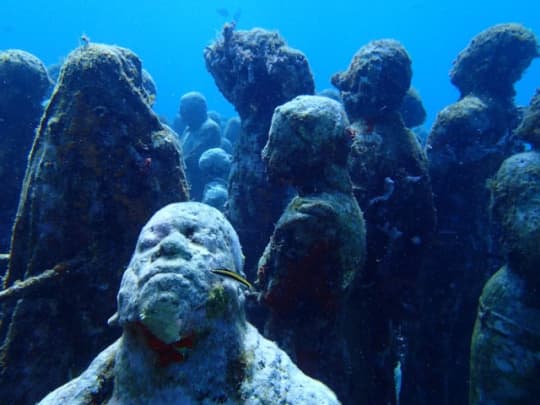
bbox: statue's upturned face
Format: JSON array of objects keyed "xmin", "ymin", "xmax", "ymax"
[{"xmin": 116, "ymin": 203, "xmax": 244, "ymax": 345}]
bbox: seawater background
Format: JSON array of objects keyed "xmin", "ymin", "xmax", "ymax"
[{"xmin": 2, "ymin": 0, "xmax": 539, "ymax": 128}]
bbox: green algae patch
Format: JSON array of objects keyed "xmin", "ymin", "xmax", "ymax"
[{"xmin": 206, "ymin": 284, "xmax": 230, "ymax": 319}]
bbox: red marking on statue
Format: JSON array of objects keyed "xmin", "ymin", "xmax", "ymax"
[
  {"xmin": 264, "ymin": 240, "xmax": 339, "ymax": 317},
  {"xmin": 173, "ymin": 331, "xmax": 196, "ymax": 350},
  {"xmin": 138, "ymin": 322, "xmax": 196, "ymax": 367},
  {"xmin": 139, "ymin": 157, "xmax": 152, "ymax": 174},
  {"xmin": 262, "ymin": 237, "xmax": 346, "ymax": 378}
]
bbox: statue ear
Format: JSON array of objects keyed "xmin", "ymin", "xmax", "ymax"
[{"xmin": 108, "ymin": 312, "xmax": 119, "ymax": 327}]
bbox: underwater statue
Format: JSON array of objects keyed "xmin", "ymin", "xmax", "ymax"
[
  {"xmin": 427, "ymin": 23, "xmax": 538, "ymax": 235},
  {"xmin": 0, "ymin": 43, "xmax": 188, "ymax": 404},
  {"xmin": 470, "ymin": 150, "xmax": 540, "ymax": 404},
  {"xmin": 204, "ymin": 23, "xmax": 315, "ymax": 277},
  {"xmin": 223, "ymin": 116, "xmax": 241, "ymax": 148},
  {"xmin": 256, "ymin": 95, "xmax": 366, "ymax": 403},
  {"xmin": 39, "ymin": 202, "xmax": 340, "ymax": 404},
  {"xmin": 419, "ymin": 23, "xmax": 539, "ymax": 404},
  {"xmin": 332, "ymin": 38, "xmax": 436, "ymax": 404},
  {"xmin": 178, "ymin": 91, "xmax": 222, "ymax": 201},
  {"xmin": 198, "ymin": 147, "xmax": 232, "ymax": 211},
  {"xmin": 0, "ymin": 49, "xmax": 52, "ymax": 252}
]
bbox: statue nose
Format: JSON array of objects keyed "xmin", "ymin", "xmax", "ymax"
[
  {"xmin": 145, "ymin": 232, "xmax": 193, "ymax": 265},
  {"xmin": 161, "ymin": 233, "xmax": 192, "ymax": 257}
]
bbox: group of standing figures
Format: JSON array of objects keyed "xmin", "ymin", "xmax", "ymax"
[{"xmin": 0, "ymin": 21, "xmax": 539, "ymax": 405}]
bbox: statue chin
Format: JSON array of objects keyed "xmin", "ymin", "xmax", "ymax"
[{"xmin": 137, "ymin": 274, "xmax": 188, "ymax": 344}]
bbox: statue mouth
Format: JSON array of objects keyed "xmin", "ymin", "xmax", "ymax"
[{"xmin": 137, "ymin": 264, "xmax": 191, "ymax": 287}]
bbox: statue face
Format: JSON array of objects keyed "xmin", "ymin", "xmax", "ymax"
[{"xmin": 116, "ymin": 203, "xmax": 244, "ymax": 345}]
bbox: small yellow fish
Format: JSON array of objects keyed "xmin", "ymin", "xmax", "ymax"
[{"xmin": 211, "ymin": 268, "xmax": 253, "ymax": 289}]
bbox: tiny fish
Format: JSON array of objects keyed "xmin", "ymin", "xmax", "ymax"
[{"xmin": 211, "ymin": 268, "xmax": 252, "ymax": 289}]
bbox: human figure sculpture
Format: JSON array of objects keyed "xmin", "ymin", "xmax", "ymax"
[
  {"xmin": 421, "ymin": 24, "xmax": 538, "ymax": 403},
  {"xmin": 179, "ymin": 91, "xmax": 222, "ymax": 201},
  {"xmin": 332, "ymin": 39, "xmax": 436, "ymax": 403},
  {"xmin": 0, "ymin": 49, "xmax": 52, "ymax": 251},
  {"xmin": 470, "ymin": 150, "xmax": 540, "ymax": 404},
  {"xmin": 204, "ymin": 23, "xmax": 315, "ymax": 276},
  {"xmin": 0, "ymin": 44, "xmax": 188, "ymax": 404},
  {"xmin": 257, "ymin": 95, "xmax": 366, "ymax": 403},
  {"xmin": 39, "ymin": 202, "xmax": 340, "ymax": 404}
]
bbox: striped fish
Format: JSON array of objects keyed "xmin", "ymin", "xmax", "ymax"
[{"xmin": 211, "ymin": 268, "xmax": 253, "ymax": 289}]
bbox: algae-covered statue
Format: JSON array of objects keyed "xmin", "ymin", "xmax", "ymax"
[
  {"xmin": 332, "ymin": 38, "xmax": 435, "ymax": 403},
  {"xmin": 0, "ymin": 43, "xmax": 188, "ymax": 404},
  {"xmin": 257, "ymin": 95, "xmax": 366, "ymax": 403},
  {"xmin": 0, "ymin": 49, "xmax": 52, "ymax": 252},
  {"xmin": 39, "ymin": 202, "xmax": 339, "ymax": 404},
  {"xmin": 204, "ymin": 23, "xmax": 315, "ymax": 276},
  {"xmin": 420, "ymin": 24, "xmax": 538, "ymax": 403},
  {"xmin": 179, "ymin": 91, "xmax": 222, "ymax": 200},
  {"xmin": 469, "ymin": 150, "xmax": 540, "ymax": 404}
]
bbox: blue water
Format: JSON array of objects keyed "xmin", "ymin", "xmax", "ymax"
[{"xmin": 2, "ymin": 0, "xmax": 539, "ymax": 127}]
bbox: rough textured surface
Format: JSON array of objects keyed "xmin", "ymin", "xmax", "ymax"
[
  {"xmin": 470, "ymin": 267, "xmax": 540, "ymax": 404},
  {"xmin": 204, "ymin": 24, "xmax": 315, "ymax": 276},
  {"xmin": 40, "ymin": 202, "xmax": 340, "ymax": 405},
  {"xmin": 181, "ymin": 118, "xmax": 221, "ymax": 164},
  {"xmin": 204, "ymin": 24, "xmax": 315, "ymax": 122},
  {"xmin": 198, "ymin": 148, "xmax": 232, "ymax": 212},
  {"xmin": 450, "ymin": 23, "xmax": 539, "ymax": 98},
  {"xmin": 419, "ymin": 24, "xmax": 538, "ymax": 405},
  {"xmin": 333, "ymin": 38, "xmax": 435, "ymax": 404},
  {"xmin": 182, "ymin": 119, "xmax": 222, "ymax": 201},
  {"xmin": 347, "ymin": 112, "xmax": 435, "ymax": 405},
  {"xmin": 470, "ymin": 152, "xmax": 540, "ymax": 404},
  {"xmin": 179, "ymin": 92, "xmax": 222, "ymax": 201},
  {"xmin": 262, "ymin": 96, "xmax": 352, "ymax": 191},
  {"xmin": 179, "ymin": 91, "xmax": 208, "ymax": 129},
  {"xmin": 427, "ymin": 96, "xmax": 517, "ymax": 185},
  {"xmin": 0, "ymin": 43, "xmax": 188, "ymax": 404},
  {"xmin": 515, "ymin": 88, "xmax": 540, "ymax": 148},
  {"xmin": 258, "ymin": 96, "xmax": 365, "ymax": 403},
  {"xmin": 202, "ymin": 180, "xmax": 229, "ymax": 211},
  {"xmin": 141, "ymin": 68, "xmax": 157, "ymax": 106},
  {"xmin": 489, "ymin": 151, "xmax": 540, "ymax": 278},
  {"xmin": 199, "ymin": 147, "xmax": 232, "ymax": 180},
  {"xmin": 331, "ymin": 39, "xmax": 412, "ymax": 121},
  {"xmin": 0, "ymin": 49, "xmax": 52, "ymax": 251}
]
